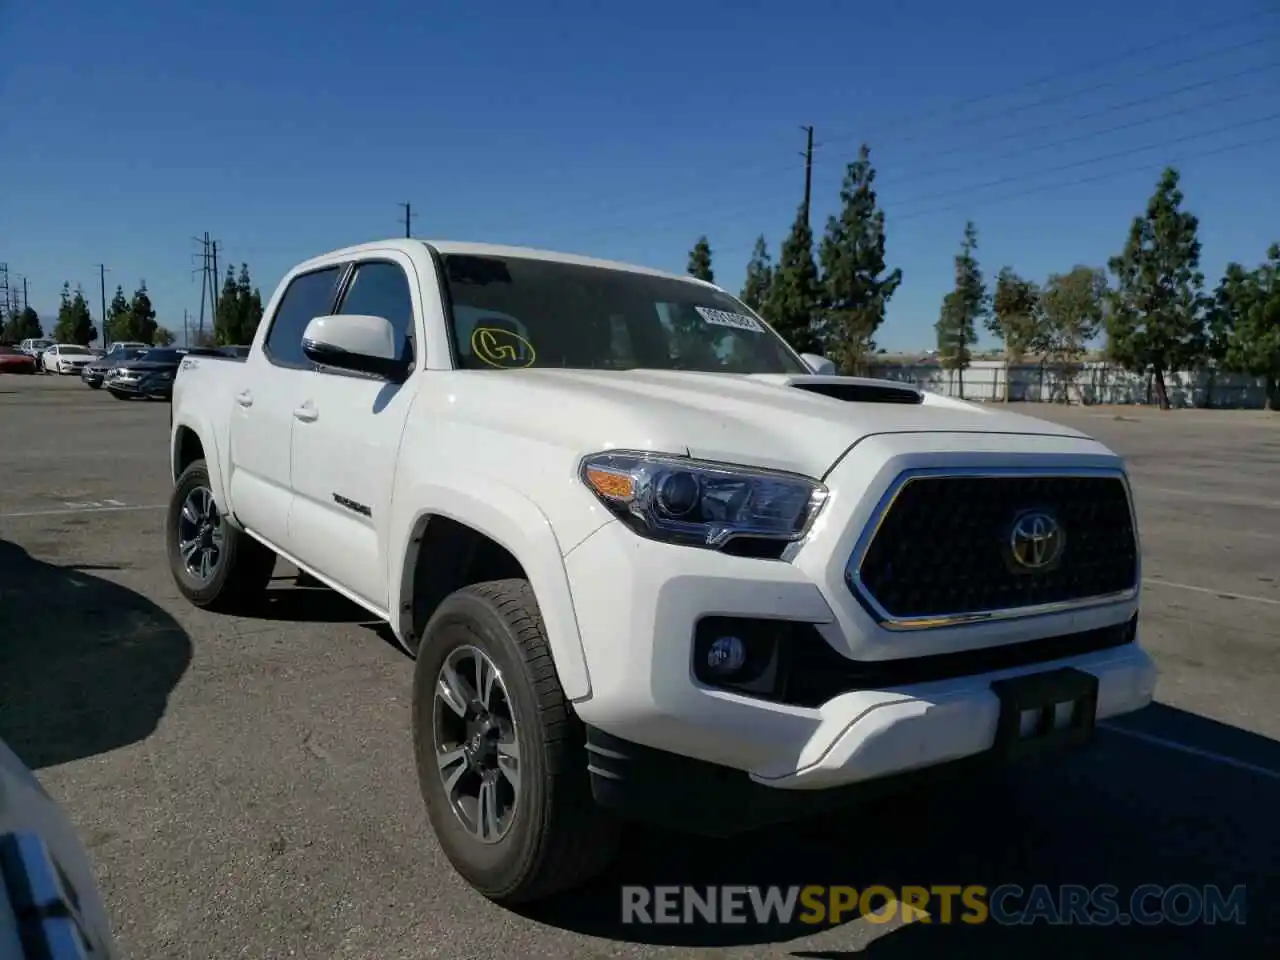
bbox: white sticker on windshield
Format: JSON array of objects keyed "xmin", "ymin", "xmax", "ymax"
[{"xmin": 694, "ymin": 306, "xmax": 764, "ymax": 333}]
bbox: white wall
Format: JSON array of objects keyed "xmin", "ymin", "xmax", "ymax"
[{"xmin": 865, "ymin": 360, "xmax": 1272, "ymax": 409}]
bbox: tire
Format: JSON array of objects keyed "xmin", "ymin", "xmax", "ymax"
[
  {"xmin": 87, "ymin": 381, "xmax": 101, "ymax": 390},
  {"xmin": 412, "ymin": 579, "xmax": 620, "ymax": 904},
  {"xmin": 166, "ymin": 458, "xmax": 276, "ymax": 612}
]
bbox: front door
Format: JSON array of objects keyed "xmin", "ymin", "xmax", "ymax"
[
  {"xmin": 287, "ymin": 255, "xmax": 422, "ymax": 611},
  {"xmin": 227, "ymin": 264, "xmax": 346, "ymax": 551}
]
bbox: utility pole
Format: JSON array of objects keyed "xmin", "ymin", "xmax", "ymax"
[
  {"xmin": 22, "ymin": 277, "xmax": 29, "ymax": 312},
  {"xmin": 0, "ymin": 263, "xmax": 10, "ymax": 328},
  {"xmin": 96, "ymin": 264, "xmax": 109, "ymax": 347},
  {"xmin": 210, "ymin": 239, "xmax": 220, "ymax": 321},
  {"xmin": 398, "ymin": 202, "xmax": 416, "ymax": 238},
  {"xmin": 183, "ymin": 308, "xmax": 190, "ymax": 347},
  {"xmin": 799, "ymin": 125, "xmax": 815, "ymax": 230},
  {"xmin": 192, "ymin": 233, "xmax": 212, "ymax": 343}
]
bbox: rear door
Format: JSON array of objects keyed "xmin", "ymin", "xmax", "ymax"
[{"xmin": 227, "ymin": 264, "xmax": 346, "ymax": 551}]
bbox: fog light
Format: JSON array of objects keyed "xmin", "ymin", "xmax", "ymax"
[{"xmin": 706, "ymin": 635, "xmax": 746, "ymax": 676}]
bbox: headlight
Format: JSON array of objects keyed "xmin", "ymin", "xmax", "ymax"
[{"xmin": 579, "ymin": 451, "xmax": 827, "ymax": 552}]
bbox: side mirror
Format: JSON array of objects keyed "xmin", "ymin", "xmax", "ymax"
[
  {"xmin": 800, "ymin": 352, "xmax": 837, "ymax": 376},
  {"xmin": 301, "ymin": 315, "xmax": 408, "ymax": 382}
]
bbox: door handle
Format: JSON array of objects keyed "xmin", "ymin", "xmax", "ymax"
[
  {"xmin": 293, "ymin": 402, "xmax": 318, "ymax": 423},
  {"xmin": 235, "ymin": 390, "xmax": 253, "ymax": 407}
]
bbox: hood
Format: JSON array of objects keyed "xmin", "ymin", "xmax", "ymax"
[
  {"xmin": 120, "ymin": 359, "xmax": 179, "ymax": 372},
  {"xmin": 438, "ymin": 368, "xmax": 1091, "ymax": 478}
]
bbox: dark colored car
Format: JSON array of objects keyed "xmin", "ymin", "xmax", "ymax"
[
  {"xmin": 0, "ymin": 345, "xmax": 37, "ymax": 374},
  {"xmin": 104, "ymin": 347, "xmax": 185, "ymax": 400},
  {"xmin": 82, "ymin": 347, "xmax": 148, "ymax": 389}
]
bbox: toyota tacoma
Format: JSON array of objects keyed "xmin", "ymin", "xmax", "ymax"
[{"xmin": 164, "ymin": 239, "xmax": 1155, "ymax": 904}]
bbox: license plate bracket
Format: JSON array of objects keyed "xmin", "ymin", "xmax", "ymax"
[{"xmin": 990, "ymin": 667, "xmax": 1099, "ymax": 762}]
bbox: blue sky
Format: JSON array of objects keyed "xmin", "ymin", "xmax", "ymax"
[{"xmin": 2, "ymin": 0, "xmax": 1278, "ymax": 351}]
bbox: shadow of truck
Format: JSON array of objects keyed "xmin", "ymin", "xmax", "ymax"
[{"xmin": 0, "ymin": 538, "xmax": 192, "ymax": 770}]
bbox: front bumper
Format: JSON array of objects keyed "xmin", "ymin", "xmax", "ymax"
[
  {"xmin": 563, "ymin": 433, "xmax": 1155, "ymax": 822},
  {"xmin": 107, "ymin": 375, "xmax": 173, "ymax": 397}
]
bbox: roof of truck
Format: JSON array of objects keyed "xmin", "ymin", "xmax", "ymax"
[{"xmin": 293, "ymin": 238, "xmax": 719, "ymax": 289}]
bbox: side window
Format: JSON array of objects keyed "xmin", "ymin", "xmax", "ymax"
[
  {"xmin": 336, "ymin": 261, "xmax": 415, "ymax": 365},
  {"xmin": 264, "ymin": 266, "xmax": 344, "ymax": 368}
]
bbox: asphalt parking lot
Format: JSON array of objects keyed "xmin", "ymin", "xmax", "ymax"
[{"xmin": 2, "ymin": 374, "xmax": 1278, "ymax": 959}]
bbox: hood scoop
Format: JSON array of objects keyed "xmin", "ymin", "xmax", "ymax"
[{"xmin": 786, "ymin": 376, "xmax": 923, "ymax": 405}]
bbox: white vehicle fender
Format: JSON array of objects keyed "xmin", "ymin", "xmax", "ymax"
[
  {"xmin": 388, "ymin": 474, "xmax": 593, "ymax": 702},
  {"xmin": 170, "ymin": 413, "xmax": 232, "ymax": 519}
]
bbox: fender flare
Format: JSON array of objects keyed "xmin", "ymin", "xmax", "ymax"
[
  {"xmin": 388, "ymin": 475, "xmax": 593, "ymax": 702},
  {"xmin": 169, "ymin": 414, "xmax": 232, "ymax": 518}
]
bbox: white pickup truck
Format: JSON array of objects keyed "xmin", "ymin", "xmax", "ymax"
[{"xmin": 166, "ymin": 239, "xmax": 1156, "ymax": 904}]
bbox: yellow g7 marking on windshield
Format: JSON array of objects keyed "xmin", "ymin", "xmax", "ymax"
[{"xmin": 471, "ymin": 327, "xmax": 536, "ymax": 368}]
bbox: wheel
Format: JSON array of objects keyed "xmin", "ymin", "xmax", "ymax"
[
  {"xmin": 412, "ymin": 579, "xmax": 620, "ymax": 904},
  {"xmin": 109, "ymin": 390, "xmax": 131, "ymax": 400},
  {"xmin": 166, "ymin": 458, "xmax": 276, "ymax": 612},
  {"xmin": 87, "ymin": 380, "xmax": 101, "ymax": 389}
]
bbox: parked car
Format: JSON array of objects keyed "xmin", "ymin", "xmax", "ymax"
[
  {"xmin": 0, "ymin": 736, "xmax": 119, "ymax": 957},
  {"xmin": 82, "ymin": 347, "xmax": 148, "ymax": 389},
  {"xmin": 17, "ymin": 338, "xmax": 52, "ymax": 371},
  {"xmin": 165, "ymin": 239, "xmax": 1153, "ymax": 905},
  {"xmin": 101, "ymin": 341, "xmax": 147, "ymax": 360},
  {"xmin": 42, "ymin": 343, "xmax": 94, "ymax": 376},
  {"xmin": 0, "ymin": 345, "xmax": 37, "ymax": 374},
  {"xmin": 105, "ymin": 347, "xmax": 184, "ymax": 400}
]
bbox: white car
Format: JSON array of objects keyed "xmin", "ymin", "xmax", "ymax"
[
  {"xmin": 42, "ymin": 344, "xmax": 94, "ymax": 375},
  {"xmin": 166, "ymin": 239, "xmax": 1155, "ymax": 904},
  {"xmin": 18, "ymin": 339, "xmax": 52, "ymax": 371}
]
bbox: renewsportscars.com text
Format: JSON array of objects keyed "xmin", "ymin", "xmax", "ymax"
[{"xmin": 621, "ymin": 883, "xmax": 1248, "ymax": 927}]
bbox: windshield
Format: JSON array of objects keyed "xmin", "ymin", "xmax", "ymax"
[
  {"xmin": 59, "ymin": 345, "xmax": 89, "ymax": 355},
  {"xmin": 138, "ymin": 349, "xmax": 181, "ymax": 363},
  {"xmin": 439, "ymin": 254, "xmax": 808, "ymax": 375}
]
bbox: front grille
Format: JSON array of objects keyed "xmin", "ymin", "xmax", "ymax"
[{"xmin": 849, "ymin": 472, "xmax": 1138, "ymax": 622}]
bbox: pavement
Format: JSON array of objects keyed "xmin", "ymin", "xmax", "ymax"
[{"xmin": 1, "ymin": 374, "xmax": 1277, "ymax": 959}]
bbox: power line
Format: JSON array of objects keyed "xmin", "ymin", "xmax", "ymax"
[
  {"xmin": 713, "ymin": 129, "xmax": 1280, "ymax": 261},
  {"xmin": 816, "ymin": 32, "xmax": 1277, "ymax": 156},
  {"xmin": 498, "ymin": 9, "xmax": 1278, "ymax": 233},
  {"xmin": 518, "ymin": 47, "xmax": 1280, "ymax": 248},
  {"xmin": 871, "ymin": 61, "xmax": 1277, "ymax": 188},
  {"xmin": 898, "ymin": 129, "xmax": 1280, "ymax": 227},
  {"xmin": 569, "ymin": 87, "xmax": 1280, "ymax": 251},
  {"xmin": 891, "ymin": 110, "xmax": 1280, "ymax": 212}
]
